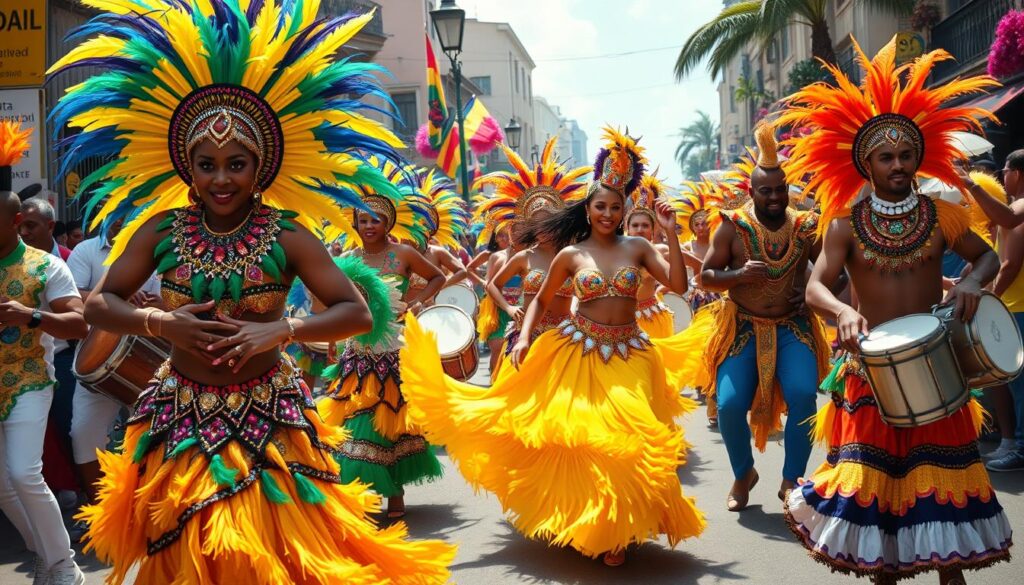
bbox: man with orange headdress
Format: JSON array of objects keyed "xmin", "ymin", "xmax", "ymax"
[
  {"xmin": 782, "ymin": 37, "xmax": 1011, "ymax": 584},
  {"xmin": 673, "ymin": 120, "xmax": 830, "ymax": 512}
]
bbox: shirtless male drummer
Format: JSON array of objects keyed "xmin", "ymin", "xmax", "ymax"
[{"xmin": 783, "ymin": 37, "xmax": 1012, "ymax": 584}]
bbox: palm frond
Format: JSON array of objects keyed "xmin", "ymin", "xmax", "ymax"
[{"xmin": 674, "ymin": 1, "xmax": 761, "ymax": 80}]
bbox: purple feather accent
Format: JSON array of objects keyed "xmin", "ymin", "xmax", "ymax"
[
  {"xmin": 592, "ymin": 148, "xmax": 610, "ymax": 182},
  {"xmin": 246, "ymin": 0, "xmax": 265, "ymax": 21},
  {"xmin": 624, "ymin": 157, "xmax": 644, "ymax": 196}
]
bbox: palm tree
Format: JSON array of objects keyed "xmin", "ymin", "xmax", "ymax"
[
  {"xmin": 733, "ymin": 75, "xmax": 773, "ymax": 105},
  {"xmin": 675, "ymin": 111, "xmax": 719, "ymax": 175},
  {"xmin": 674, "ymin": 0, "xmax": 915, "ymax": 80}
]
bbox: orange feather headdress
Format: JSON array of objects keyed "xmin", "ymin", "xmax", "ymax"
[
  {"xmin": 778, "ymin": 35, "xmax": 999, "ymax": 231},
  {"xmin": 627, "ymin": 168, "xmax": 666, "ymax": 226},
  {"xmin": 670, "ymin": 179, "xmax": 730, "ymax": 241},
  {"xmin": 473, "ymin": 135, "xmax": 590, "ymax": 246},
  {"xmin": 0, "ymin": 120, "xmax": 32, "ymax": 192},
  {"xmin": 592, "ymin": 126, "xmax": 646, "ymax": 198}
]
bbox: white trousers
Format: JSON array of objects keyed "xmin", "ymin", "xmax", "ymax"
[
  {"xmin": 0, "ymin": 387, "xmax": 74, "ymax": 569},
  {"xmin": 70, "ymin": 383, "xmax": 121, "ymax": 464}
]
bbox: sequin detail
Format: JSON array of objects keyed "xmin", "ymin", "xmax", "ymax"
[
  {"xmin": 635, "ymin": 296, "xmax": 671, "ymax": 320},
  {"xmin": 557, "ymin": 314, "xmax": 651, "ymax": 362},
  {"xmin": 523, "ymin": 268, "xmax": 574, "ymax": 297},
  {"xmin": 573, "ymin": 266, "xmax": 641, "ymax": 302},
  {"xmin": 128, "ymin": 360, "xmax": 316, "ymax": 459}
]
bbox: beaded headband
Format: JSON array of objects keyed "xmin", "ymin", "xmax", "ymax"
[
  {"xmin": 170, "ymin": 84, "xmax": 284, "ymax": 191},
  {"xmin": 358, "ymin": 194, "xmax": 398, "ymax": 232},
  {"xmin": 520, "ymin": 186, "xmax": 564, "ymax": 218},
  {"xmin": 852, "ymin": 113, "xmax": 924, "ymax": 179}
]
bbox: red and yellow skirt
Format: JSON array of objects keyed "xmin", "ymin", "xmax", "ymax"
[
  {"xmin": 79, "ymin": 359, "xmax": 454, "ymax": 584},
  {"xmin": 785, "ymin": 360, "xmax": 1012, "ymax": 580}
]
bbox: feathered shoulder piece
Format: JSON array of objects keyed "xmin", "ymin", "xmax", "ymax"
[
  {"xmin": 778, "ymin": 35, "xmax": 999, "ymax": 233},
  {"xmin": 592, "ymin": 126, "xmax": 646, "ymax": 197},
  {"xmin": 473, "ymin": 135, "xmax": 590, "ymax": 245},
  {"xmin": 48, "ymin": 0, "xmax": 406, "ymax": 262},
  {"xmin": 418, "ymin": 169, "xmax": 469, "ymax": 249}
]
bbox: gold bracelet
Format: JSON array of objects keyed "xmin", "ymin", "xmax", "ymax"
[
  {"xmin": 283, "ymin": 317, "xmax": 297, "ymax": 343},
  {"xmin": 142, "ymin": 308, "xmax": 157, "ymax": 336}
]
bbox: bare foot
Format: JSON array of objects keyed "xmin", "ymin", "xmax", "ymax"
[
  {"xmin": 778, "ymin": 479, "xmax": 796, "ymax": 502},
  {"xmin": 602, "ymin": 550, "xmax": 625, "ymax": 567},
  {"xmin": 727, "ymin": 468, "xmax": 759, "ymax": 512},
  {"xmin": 387, "ymin": 495, "xmax": 406, "ymax": 519}
]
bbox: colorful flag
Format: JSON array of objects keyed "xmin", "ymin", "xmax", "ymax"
[
  {"xmin": 460, "ymin": 96, "xmax": 503, "ymax": 155},
  {"xmin": 437, "ymin": 123, "xmax": 462, "ymax": 187},
  {"xmin": 425, "ymin": 35, "xmax": 448, "ymax": 151}
]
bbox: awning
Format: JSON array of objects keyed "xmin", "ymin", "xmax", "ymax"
[{"xmin": 960, "ymin": 82, "xmax": 1024, "ymax": 115}]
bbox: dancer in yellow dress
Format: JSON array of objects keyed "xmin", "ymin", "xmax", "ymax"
[
  {"xmin": 400, "ymin": 127, "xmax": 705, "ymax": 567},
  {"xmin": 320, "ymin": 158, "xmax": 446, "ymax": 519},
  {"xmin": 627, "ymin": 170, "xmax": 676, "ymax": 338},
  {"xmin": 480, "ymin": 137, "xmax": 590, "ymax": 379},
  {"xmin": 51, "ymin": 1, "xmax": 455, "ymax": 582}
]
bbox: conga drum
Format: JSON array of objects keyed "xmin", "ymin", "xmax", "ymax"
[
  {"xmin": 932, "ymin": 292, "xmax": 1023, "ymax": 387},
  {"xmin": 859, "ymin": 314, "xmax": 968, "ymax": 428},
  {"xmin": 417, "ymin": 305, "xmax": 479, "ymax": 381},
  {"xmin": 661, "ymin": 293, "xmax": 693, "ymax": 333},
  {"xmin": 74, "ymin": 329, "xmax": 171, "ymax": 405},
  {"xmin": 435, "ymin": 283, "xmax": 480, "ymax": 319}
]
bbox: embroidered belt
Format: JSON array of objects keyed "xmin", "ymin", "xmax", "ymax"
[
  {"xmin": 503, "ymin": 312, "xmax": 567, "ymax": 356},
  {"xmin": 334, "ymin": 346, "xmax": 401, "ymax": 388},
  {"xmin": 558, "ymin": 314, "xmax": 651, "ymax": 363},
  {"xmin": 129, "ymin": 359, "xmax": 317, "ymax": 460},
  {"xmin": 339, "ymin": 434, "xmax": 428, "ymax": 467},
  {"xmin": 636, "ymin": 296, "xmax": 670, "ymax": 319}
]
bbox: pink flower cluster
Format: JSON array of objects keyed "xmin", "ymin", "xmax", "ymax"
[{"xmin": 988, "ymin": 10, "xmax": 1024, "ymax": 79}]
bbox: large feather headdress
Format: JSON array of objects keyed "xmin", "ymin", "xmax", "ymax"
[
  {"xmin": 670, "ymin": 179, "xmax": 728, "ymax": 241},
  {"xmin": 591, "ymin": 126, "xmax": 646, "ymax": 198},
  {"xmin": 778, "ymin": 35, "xmax": 999, "ymax": 231},
  {"xmin": 351, "ymin": 157, "xmax": 434, "ymax": 250},
  {"xmin": 416, "ymin": 169, "xmax": 469, "ymax": 249},
  {"xmin": 48, "ymin": 0, "xmax": 406, "ymax": 261},
  {"xmin": 473, "ymin": 136, "xmax": 590, "ymax": 246}
]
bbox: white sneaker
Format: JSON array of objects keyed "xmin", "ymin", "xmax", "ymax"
[
  {"xmin": 47, "ymin": 561, "xmax": 85, "ymax": 585},
  {"xmin": 56, "ymin": 490, "xmax": 79, "ymax": 511},
  {"xmin": 31, "ymin": 555, "xmax": 47, "ymax": 585},
  {"xmin": 984, "ymin": 445, "xmax": 1012, "ymax": 460}
]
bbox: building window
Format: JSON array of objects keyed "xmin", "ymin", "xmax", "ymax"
[
  {"xmin": 515, "ymin": 60, "xmax": 520, "ymax": 93},
  {"xmin": 729, "ymin": 85, "xmax": 736, "ymax": 113},
  {"xmin": 391, "ymin": 92, "xmax": 418, "ymax": 137},
  {"xmin": 781, "ymin": 27, "xmax": 789, "ymax": 60},
  {"xmin": 470, "ymin": 76, "xmax": 492, "ymax": 95}
]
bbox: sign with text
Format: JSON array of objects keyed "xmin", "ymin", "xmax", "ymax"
[
  {"xmin": 0, "ymin": 0, "xmax": 47, "ymax": 88},
  {"xmin": 0, "ymin": 88, "xmax": 47, "ymax": 193}
]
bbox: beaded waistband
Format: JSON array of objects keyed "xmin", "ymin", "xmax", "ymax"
[
  {"xmin": 502, "ymin": 286, "xmax": 522, "ymax": 304},
  {"xmin": 558, "ymin": 314, "xmax": 651, "ymax": 362},
  {"xmin": 636, "ymin": 296, "xmax": 669, "ymax": 318}
]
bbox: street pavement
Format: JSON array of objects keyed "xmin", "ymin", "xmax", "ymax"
[{"xmin": 2, "ymin": 353, "xmax": 1021, "ymax": 584}]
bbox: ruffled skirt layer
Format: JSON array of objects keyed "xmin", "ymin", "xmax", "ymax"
[
  {"xmin": 320, "ymin": 348, "xmax": 443, "ymax": 497},
  {"xmin": 79, "ymin": 360, "xmax": 454, "ymax": 585},
  {"xmin": 400, "ymin": 314, "xmax": 704, "ymax": 557},
  {"xmin": 785, "ymin": 366, "xmax": 1012, "ymax": 580},
  {"xmin": 636, "ymin": 297, "xmax": 675, "ymax": 340}
]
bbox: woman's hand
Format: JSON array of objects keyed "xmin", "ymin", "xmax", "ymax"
[
  {"xmin": 509, "ymin": 337, "xmax": 531, "ymax": 370},
  {"xmin": 207, "ymin": 314, "xmax": 291, "ymax": 373},
  {"xmin": 159, "ymin": 301, "xmax": 238, "ymax": 363},
  {"xmin": 655, "ymin": 199, "xmax": 678, "ymax": 234},
  {"xmin": 506, "ymin": 305, "xmax": 524, "ymax": 324}
]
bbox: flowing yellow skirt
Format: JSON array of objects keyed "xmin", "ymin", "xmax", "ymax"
[
  {"xmin": 636, "ymin": 297, "xmax": 675, "ymax": 340},
  {"xmin": 79, "ymin": 360, "xmax": 454, "ymax": 585},
  {"xmin": 400, "ymin": 314, "xmax": 704, "ymax": 557}
]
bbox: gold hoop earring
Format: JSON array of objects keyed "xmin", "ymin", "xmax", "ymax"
[
  {"xmin": 586, "ymin": 213, "xmax": 591, "ymax": 225},
  {"xmin": 188, "ymin": 185, "xmax": 199, "ymax": 205},
  {"xmin": 252, "ymin": 190, "xmax": 262, "ymax": 205}
]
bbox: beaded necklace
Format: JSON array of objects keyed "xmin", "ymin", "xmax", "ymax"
[
  {"xmin": 154, "ymin": 204, "xmax": 297, "ymax": 301},
  {"xmin": 851, "ymin": 193, "xmax": 936, "ymax": 273},
  {"xmin": 734, "ymin": 202, "xmax": 802, "ymax": 278}
]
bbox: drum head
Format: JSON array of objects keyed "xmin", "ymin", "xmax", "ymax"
[
  {"xmin": 74, "ymin": 329, "xmax": 126, "ymax": 375},
  {"xmin": 661, "ymin": 293, "xmax": 692, "ymax": 333},
  {"xmin": 418, "ymin": 305, "xmax": 475, "ymax": 357},
  {"xmin": 435, "ymin": 285, "xmax": 479, "ymax": 315},
  {"xmin": 861, "ymin": 315, "xmax": 942, "ymax": 354},
  {"xmin": 974, "ymin": 294, "xmax": 1024, "ymax": 374}
]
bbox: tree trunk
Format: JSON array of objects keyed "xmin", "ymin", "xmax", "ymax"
[{"xmin": 810, "ymin": 18, "xmax": 837, "ymax": 66}]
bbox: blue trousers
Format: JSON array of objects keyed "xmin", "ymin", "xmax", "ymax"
[
  {"xmin": 715, "ymin": 322, "xmax": 819, "ymax": 481},
  {"xmin": 1008, "ymin": 313, "xmax": 1024, "ymax": 450}
]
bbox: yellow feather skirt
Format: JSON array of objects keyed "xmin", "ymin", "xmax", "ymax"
[
  {"xmin": 79, "ymin": 361, "xmax": 455, "ymax": 585},
  {"xmin": 636, "ymin": 297, "xmax": 675, "ymax": 340},
  {"xmin": 400, "ymin": 314, "xmax": 705, "ymax": 557}
]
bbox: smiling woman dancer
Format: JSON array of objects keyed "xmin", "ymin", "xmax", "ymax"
[
  {"xmin": 48, "ymin": 1, "xmax": 454, "ymax": 582},
  {"xmin": 400, "ymin": 128, "xmax": 705, "ymax": 567},
  {"xmin": 479, "ymin": 137, "xmax": 590, "ymax": 379}
]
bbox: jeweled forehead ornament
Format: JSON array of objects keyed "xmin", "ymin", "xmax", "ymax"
[
  {"xmin": 186, "ymin": 106, "xmax": 265, "ymax": 163},
  {"xmin": 520, "ymin": 185, "xmax": 563, "ymax": 219},
  {"xmin": 852, "ymin": 113, "xmax": 924, "ymax": 179}
]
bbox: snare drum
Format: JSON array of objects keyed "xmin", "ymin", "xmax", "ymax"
[
  {"xmin": 859, "ymin": 314, "xmax": 968, "ymax": 428},
  {"xmin": 74, "ymin": 329, "xmax": 171, "ymax": 405},
  {"xmin": 435, "ymin": 283, "xmax": 479, "ymax": 319},
  {"xmin": 417, "ymin": 305, "xmax": 479, "ymax": 381},
  {"xmin": 933, "ymin": 292, "xmax": 1023, "ymax": 387},
  {"xmin": 661, "ymin": 293, "xmax": 693, "ymax": 333}
]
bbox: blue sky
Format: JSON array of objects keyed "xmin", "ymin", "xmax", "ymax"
[{"xmin": 465, "ymin": 0, "xmax": 723, "ymax": 186}]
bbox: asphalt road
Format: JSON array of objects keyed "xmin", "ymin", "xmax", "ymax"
[{"xmin": 2, "ymin": 355, "xmax": 1021, "ymax": 584}]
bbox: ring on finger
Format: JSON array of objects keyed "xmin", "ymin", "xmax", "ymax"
[{"xmin": 228, "ymin": 358, "xmax": 237, "ymax": 367}]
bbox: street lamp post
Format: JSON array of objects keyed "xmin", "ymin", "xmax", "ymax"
[
  {"xmin": 503, "ymin": 118, "xmax": 522, "ymax": 152},
  {"xmin": 430, "ymin": 0, "xmax": 471, "ymax": 201}
]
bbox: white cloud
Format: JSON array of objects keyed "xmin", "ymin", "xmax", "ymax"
[{"xmin": 463, "ymin": 0, "xmax": 723, "ymax": 186}]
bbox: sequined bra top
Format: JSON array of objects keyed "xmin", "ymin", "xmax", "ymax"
[
  {"xmin": 573, "ymin": 266, "xmax": 642, "ymax": 302},
  {"xmin": 523, "ymin": 268, "xmax": 574, "ymax": 297},
  {"xmin": 156, "ymin": 205, "xmax": 291, "ymax": 318}
]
